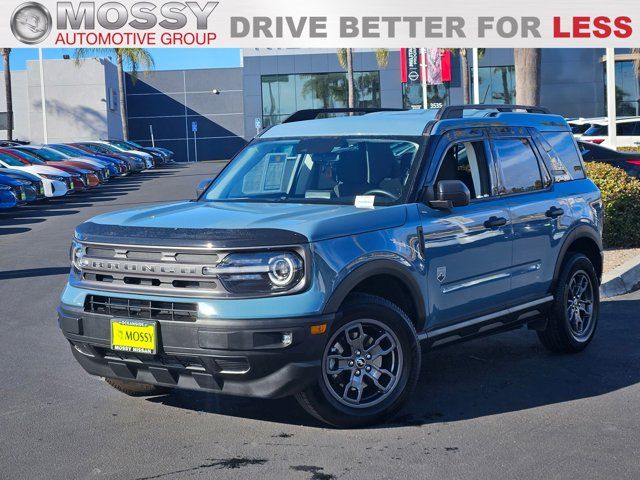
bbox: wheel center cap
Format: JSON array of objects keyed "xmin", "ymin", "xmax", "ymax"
[{"xmin": 355, "ymin": 357, "xmax": 366, "ymax": 368}]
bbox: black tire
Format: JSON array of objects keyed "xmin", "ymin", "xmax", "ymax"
[
  {"xmin": 104, "ymin": 377, "xmax": 172, "ymax": 397},
  {"xmin": 295, "ymin": 294, "xmax": 421, "ymax": 428},
  {"xmin": 538, "ymin": 253, "xmax": 600, "ymax": 353}
]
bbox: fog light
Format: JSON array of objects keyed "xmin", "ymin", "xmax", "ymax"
[{"xmin": 282, "ymin": 332, "xmax": 293, "ymax": 346}]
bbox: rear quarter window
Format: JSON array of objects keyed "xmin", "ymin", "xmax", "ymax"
[{"xmin": 541, "ymin": 132, "xmax": 586, "ymax": 181}]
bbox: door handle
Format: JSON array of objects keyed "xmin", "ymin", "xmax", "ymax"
[
  {"xmin": 546, "ymin": 206, "xmax": 564, "ymax": 218},
  {"xmin": 484, "ymin": 216, "xmax": 507, "ymax": 228}
]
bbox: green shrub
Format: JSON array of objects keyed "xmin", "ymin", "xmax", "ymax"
[{"xmin": 585, "ymin": 162, "xmax": 640, "ymax": 248}]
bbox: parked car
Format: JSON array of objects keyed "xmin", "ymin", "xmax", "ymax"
[
  {"xmin": 0, "ymin": 173, "xmax": 29, "ymax": 206},
  {"xmin": 106, "ymin": 140, "xmax": 167, "ymax": 165},
  {"xmin": 92, "ymin": 140, "xmax": 155, "ymax": 169},
  {"xmin": 566, "ymin": 117, "xmax": 606, "ymax": 137},
  {"xmin": 578, "ymin": 140, "xmax": 640, "ymax": 178},
  {"xmin": 72, "ymin": 143, "xmax": 148, "ymax": 172},
  {"xmin": 0, "ymin": 168, "xmax": 46, "ymax": 201},
  {"xmin": 16, "ymin": 146, "xmax": 113, "ymax": 183},
  {"xmin": 0, "ymin": 182, "xmax": 18, "ymax": 210},
  {"xmin": 5, "ymin": 148, "xmax": 87, "ymax": 192},
  {"xmin": 59, "ymin": 105, "xmax": 603, "ymax": 427},
  {"xmin": 580, "ymin": 117, "xmax": 640, "ymax": 147},
  {"xmin": 0, "ymin": 149, "xmax": 72, "ymax": 198},
  {"xmin": 47, "ymin": 144, "xmax": 130, "ymax": 176}
]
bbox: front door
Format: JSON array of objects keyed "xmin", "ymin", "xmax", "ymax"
[{"xmin": 419, "ymin": 132, "xmax": 514, "ymax": 331}]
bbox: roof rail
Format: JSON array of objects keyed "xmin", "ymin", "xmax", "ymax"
[
  {"xmin": 436, "ymin": 104, "xmax": 551, "ymax": 120},
  {"xmin": 282, "ymin": 108, "xmax": 404, "ymax": 124}
]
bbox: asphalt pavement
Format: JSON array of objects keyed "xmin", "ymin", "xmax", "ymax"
[{"xmin": 1, "ymin": 162, "xmax": 639, "ymax": 480}]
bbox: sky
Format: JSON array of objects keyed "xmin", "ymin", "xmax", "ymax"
[{"xmin": 0, "ymin": 48, "xmax": 242, "ymax": 71}]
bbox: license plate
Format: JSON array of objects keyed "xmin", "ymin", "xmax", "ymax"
[{"xmin": 111, "ymin": 319, "xmax": 157, "ymax": 354}]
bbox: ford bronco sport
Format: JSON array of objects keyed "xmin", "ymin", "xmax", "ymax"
[{"xmin": 58, "ymin": 105, "xmax": 603, "ymax": 427}]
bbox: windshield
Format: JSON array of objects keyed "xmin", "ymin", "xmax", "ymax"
[
  {"xmin": 584, "ymin": 125, "xmax": 607, "ymax": 136},
  {"xmin": 127, "ymin": 141, "xmax": 144, "ymax": 148},
  {"xmin": 51, "ymin": 145, "xmax": 84, "ymax": 157},
  {"xmin": 9, "ymin": 149, "xmax": 46, "ymax": 165},
  {"xmin": 203, "ymin": 137, "xmax": 422, "ymax": 205},
  {"xmin": 26, "ymin": 147, "xmax": 68, "ymax": 161},
  {"xmin": 111, "ymin": 141, "xmax": 134, "ymax": 150},
  {"xmin": 0, "ymin": 152, "xmax": 28, "ymax": 167}
]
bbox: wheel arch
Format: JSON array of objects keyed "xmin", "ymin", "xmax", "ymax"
[
  {"xmin": 552, "ymin": 225, "xmax": 603, "ymax": 291},
  {"xmin": 322, "ymin": 259, "xmax": 427, "ymax": 334}
]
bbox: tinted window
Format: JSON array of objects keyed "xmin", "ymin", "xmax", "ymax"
[
  {"xmin": 542, "ymin": 132, "xmax": 586, "ymax": 180},
  {"xmin": 436, "ymin": 141, "xmax": 492, "ymax": 199},
  {"xmin": 494, "ymin": 138, "xmax": 544, "ymax": 194},
  {"xmin": 617, "ymin": 121, "xmax": 639, "ymax": 136},
  {"xmin": 584, "ymin": 122, "xmax": 640, "ymax": 136}
]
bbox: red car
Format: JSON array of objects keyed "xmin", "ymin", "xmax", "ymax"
[{"xmin": 2, "ymin": 149, "xmax": 96, "ymax": 190}]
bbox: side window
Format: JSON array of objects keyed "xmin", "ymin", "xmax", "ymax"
[
  {"xmin": 493, "ymin": 138, "xmax": 544, "ymax": 194},
  {"xmin": 618, "ymin": 121, "xmax": 639, "ymax": 136},
  {"xmin": 541, "ymin": 131, "xmax": 586, "ymax": 180},
  {"xmin": 436, "ymin": 141, "xmax": 492, "ymax": 200}
]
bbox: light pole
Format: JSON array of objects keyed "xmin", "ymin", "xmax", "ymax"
[{"xmin": 193, "ymin": 89, "xmax": 221, "ymax": 162}]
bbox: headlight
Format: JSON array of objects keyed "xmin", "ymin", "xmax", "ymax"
[
  {"xmin": 204, "ymin": 251, "xmax": 304, "ymax": 294},
  {"xmin": 41, "ymin": 174, "xmax": 65, "ymax": 181},
  {"xmin": 69, "ymin": 240, "xmax": 87, "ymax": 272}
]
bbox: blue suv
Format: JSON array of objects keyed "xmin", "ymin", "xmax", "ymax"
[{"xmin": 58, "ymin": 105, "xmax": 603, "ymax": 427}]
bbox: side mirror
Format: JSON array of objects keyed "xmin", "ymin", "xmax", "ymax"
[
  {"xmin": 196, "ymin": 178, "xmax": 214, "ymax": 198},
  {"xmin": 429, "ymin": 180, "xmax": 470, "ymax": 209}
]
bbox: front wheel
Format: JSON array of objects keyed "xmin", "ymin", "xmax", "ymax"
[
  {"xmin": 295, "ymin": 294, "xmax": 421, "ymax": 428},
  {"xmin": 538, "ymin": 253, "xmax": 600, "ymax": 353}
]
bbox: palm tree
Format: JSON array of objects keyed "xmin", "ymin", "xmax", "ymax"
[
  {"xmin": 337, "ymin": 49, "xmax": 389, "ymax": 108},
  {"xmin": 448, "ymin": 49, "xmax": 485, "ymax": 104},
  {"xmin": 2, "ymin": 48, "xmax": 13, "ymax": 140},
  {"xmin": 74, "ymin": 48, "xmax": 155, "ymax": 140},
  {"xmin": 514, "ymin": 48, "xmax": 542, "ymax": 106}
]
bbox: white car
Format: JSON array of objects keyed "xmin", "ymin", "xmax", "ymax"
[
  {"xmin": 0, "ymin": 152, "xmax": 72, "ymax": 198},
  {"xmin": 580, "ymin": 117, "xmax": 640, "ymax": 148},
  {"xmin": 92, "ymin": 141, "xmax": 154, "ymax": 169},
  {"xmin": 567, "ymin": 117, "xmax": 607, "ymax": 138}
]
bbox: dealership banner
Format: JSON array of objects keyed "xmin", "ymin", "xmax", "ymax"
[{"xmin": 1, "ymin": 0, "xmax": 639, "ymax": 48}]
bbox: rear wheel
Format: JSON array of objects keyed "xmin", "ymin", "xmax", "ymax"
[
  {"xmin": 538, "ymin": 253, "xmax": 599, "ymax": 353},
  {"xmin": 104, "ymin": 378, "xmax": 172, "ymax": 397},
  {"xmin": 295, "ymin": 294, "xmax": 421, "ymax": 428}
]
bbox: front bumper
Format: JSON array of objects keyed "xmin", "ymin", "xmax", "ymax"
[{"xmin": 58, "ymin": 304, "xmax": 334, "ymax": 399}]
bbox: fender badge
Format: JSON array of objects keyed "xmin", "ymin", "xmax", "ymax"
[{"xmin": 436, "ymin": 266, "xmax": 446, "ymax": 283}]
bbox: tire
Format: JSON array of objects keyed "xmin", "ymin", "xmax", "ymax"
[
  {"xmin": 538, "ymin": 253, "xmax": 600, "ymax": 353},
  {"xmin": 104, "ymin": 377, "xmax": 172, "ymax": 397},
  {"xmin": 295, "ymin": 294, "xmax": 421, "ymax": 428}
]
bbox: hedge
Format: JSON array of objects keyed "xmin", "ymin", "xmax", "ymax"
[{"xmin": 585, "ymin": 162, "xmax": 640, "ymax": 248}]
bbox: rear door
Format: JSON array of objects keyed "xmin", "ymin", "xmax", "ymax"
[
  {"xmin": 490, "ymin": 129, "xmax": 569, "ymax": 305},
  {"xmin": 419, "ymin": 129, "xmax": 514, "ymax": 331}
]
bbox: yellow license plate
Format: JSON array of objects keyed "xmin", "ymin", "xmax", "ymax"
[{"xmin": 111, "ymin": 319, "xmax": 157, "ymax": 354}]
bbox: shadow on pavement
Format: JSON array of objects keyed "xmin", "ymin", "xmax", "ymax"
[
  {"xmin": 147, "ymin": 297, "xmax": 640, "ymax": 429},
  {"xmin": 0, "ymin": 266, "xmax": 70, "ymax": 280}
]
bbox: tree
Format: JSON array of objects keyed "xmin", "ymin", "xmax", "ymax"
[
  {"xmin": 447, "ymin": 49, "xmax": 485, "ymax": 104},
  {"xmin": 337, "ymin": 49, "xmax": 389, "ymax": 108},
  {"xmin": 74, "ymin": 48, "xmax": 155, "ymax": 140},
  {"xmin": 2, "ymin": 48, "xmax": 13, "ymax": 141},
  {"xmin": 514, "ymin": 48, "xmax": 542, "ymax": 106}
]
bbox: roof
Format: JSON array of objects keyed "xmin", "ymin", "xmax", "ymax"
[
  {"xmin": 260, "ymin": 108, "xmax": 570, "ymax": 138},
  {"xmin": 588, "ymin": 116, "xmax": 640, "ymax": 125}
]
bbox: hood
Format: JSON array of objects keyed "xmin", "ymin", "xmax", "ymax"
[
  {"xmin": 16, "ymin": 164, "xmax": 73, "ymax": 177},
  {"xmin": 0, "ymin": 168, "xmax": 40, "ymax": 182},
  {"xmin": 0, "ymin": 173, "xmax": 24, "ymax": 187},
  {"xmin": 81, "ymin": 201, "xmax": 408, "ymax": 246}
]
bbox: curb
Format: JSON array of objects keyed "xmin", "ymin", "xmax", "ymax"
[{"xmin": 600, "ymin": 255, "xmax": 640, "ymax": 298}]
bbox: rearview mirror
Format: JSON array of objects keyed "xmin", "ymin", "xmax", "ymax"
[
  {"xmin": 429, "ymin": 180, "xmax": 470, "ymax": 209},
  {"xmin": 196, "ymin": 178, "xmax": 214, "ymax": 198}
]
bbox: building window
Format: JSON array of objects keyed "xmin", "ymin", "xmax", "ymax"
[
  {"xmin": 476, "ymin": 66, "xmax": 516, "ymax": 104},
  {"xmin": 606, "ymin": 60, "xmax": 640, "ymax": 116},
  {"xmin": 402, "ymin": 83, "xmax": 450, "ymax": 109},
  {"xmin": 261, "ymin": 71, "xmax": 381, "ymax": 128}
]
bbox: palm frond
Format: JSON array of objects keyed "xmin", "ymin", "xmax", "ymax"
[
  {"xmin": 375, "ymin": 49, "xmax": 389, "ymax": 68},
  {"xmin": 633, "ymin": 48, "xmax": 640, "ymax": 77},
  {"xmin": 337, "ymin": 49, "xmax": 348, "ymax": 70},
  {"xmin": 73, "ymin": 48, "xmax": 113, "ymax": 66}
]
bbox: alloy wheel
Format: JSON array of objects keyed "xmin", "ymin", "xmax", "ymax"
[
  {"xmin": 322, "ymin": 319, "xmax": 403, "ymax": 409},
  {"xmin": 566, "ymin": 270, "xmax": 595, "ymax": 342}
]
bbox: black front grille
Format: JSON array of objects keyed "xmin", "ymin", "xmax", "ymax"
[{"xmin": 84, "ymin": 295, "xmax": 198, "ymax": 321}]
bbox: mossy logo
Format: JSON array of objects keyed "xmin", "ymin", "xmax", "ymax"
[{"xmin": 10, "ymin": 2, "xmax": 53, "ymax": 44}]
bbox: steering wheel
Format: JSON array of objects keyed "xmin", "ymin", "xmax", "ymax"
[{"xmin": 362, "ymin": 189, "xmax": 398, "ymax": 201}]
